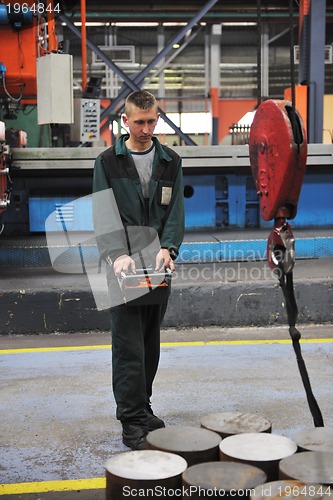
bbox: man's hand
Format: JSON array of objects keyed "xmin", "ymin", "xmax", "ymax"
[
  {"xmin": 155, "ymin": 248, "xmax": 175, "ymax": 272},
  {"xmin": 113, "ymin": 254, "xmax": 136, "ymax": 276}
]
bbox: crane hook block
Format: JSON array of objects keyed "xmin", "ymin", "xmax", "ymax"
[{"xmin": 249, "ymin": 99, "xmax": 307, "ymax": 221}]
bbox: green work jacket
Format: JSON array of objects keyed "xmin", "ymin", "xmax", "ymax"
[{"xmin": 92, "ymin": 134, "xmax": 185, "ymax": 264}]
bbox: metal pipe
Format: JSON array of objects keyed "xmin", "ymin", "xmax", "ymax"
[
  {"xmin": 47, "ymin": 0, "xmax": 57, "ymax": 52},
  {"xmin": 66, "ymin": 12, "xmax": 308, "ymax": 20},
  {"xmin": 80, "ymin": 0, "xmax": 87, "ymax": 92}
]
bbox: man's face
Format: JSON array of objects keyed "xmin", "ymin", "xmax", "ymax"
[{"xmin": 122, "ymin": 104, "xmax": 160, "ymax": 149}]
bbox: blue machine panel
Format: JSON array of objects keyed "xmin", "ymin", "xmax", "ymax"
[
  {"xmin": 296, "ymin": 173, "xmax": 333, "ymax": 227},
  {"xmin": 29, "ymin": 196, "xmax": 93, "ymax": 232},
  {"xmin": 183, "ymin": 171, "xmax": 333, "ymax": 231},
  {"xmin": 183, "ymin": 175, "xmax": 216, "ymax": 229},
  {"xmin": 27, "ymin": 172, "xmax": 333, "ymax": 233}
]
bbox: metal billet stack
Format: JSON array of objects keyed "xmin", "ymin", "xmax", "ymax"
[{"xmin": 105, "ymin": 411, "xmax": 333, "ymax": 498}]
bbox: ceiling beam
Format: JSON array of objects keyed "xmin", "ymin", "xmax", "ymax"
[{"xmin": 99, "ymin": 0, "xmax": 219, "ymax": 120}]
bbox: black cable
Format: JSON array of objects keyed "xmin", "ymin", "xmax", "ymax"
[{"xmin": 278, "ymin": 267, "xmax": 324, "ymax": 428}]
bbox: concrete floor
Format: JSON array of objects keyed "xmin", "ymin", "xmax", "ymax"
[{"xmin": 0, "ymin": 325, "xmax": 332, "ymax": 499}]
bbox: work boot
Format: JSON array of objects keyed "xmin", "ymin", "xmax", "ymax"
[
  {"xmin": 122, "ymin": 423, "xmax": 147, "ymax": 450},
  {"xmin": 146, "ymin": 403, "xmax": 165, "ymax": 431}
]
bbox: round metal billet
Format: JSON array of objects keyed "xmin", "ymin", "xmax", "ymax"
[
  {"xmin": 182, "ymin": 461, "xmax": 267, "ymax": 495},
  {"xmin": 279, "ymin": 451, "xmax": 333, "ymax": 486},
  {"xmin": 220, "ymin": 432, "xmax": 297, "ymax": 482},
  {"xmin": 251, "ymin": 480, "xmax": 332, "ymax": 500},
  {"xmin": 200, "ymin": 412, "xmax": 272, "ymax": 438},
  {"xmin": 146, "ymin": 425, "xmax": 221, "ymax": 466},
  {"xmin": 220, "ymin": 433, "xmax": 297, "ymax": 462},
  {"xmin": 105, "ymin": 450, "xmax": 188, "ymax": 480},
  {"xmin": 292, "ymin": 427, "xmax": 333, "ymax": 453}
]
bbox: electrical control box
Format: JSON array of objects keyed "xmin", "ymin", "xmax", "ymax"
[
  {"xmin": 37, "ymin": 53, "xmax": 74, "ymax": 125},
  {"xmin": 79, "ymin": 98, "xmax": 100, "ymax": 142},
  {"xmin": 70, "ymin": 98, "xmax": 100, "ymax": 143}
]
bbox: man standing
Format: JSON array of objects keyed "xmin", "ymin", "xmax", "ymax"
[{"xmin": 92, "ymin": 90, "xmax": 185, "ymax": 450}]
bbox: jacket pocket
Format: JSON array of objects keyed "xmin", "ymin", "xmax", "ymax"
[{"xmin": 158, "ymin": 180, "xmax": 174, "ymax": 206}]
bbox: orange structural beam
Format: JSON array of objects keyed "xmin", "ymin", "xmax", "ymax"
[
  {"xmin": 100, "ymin": 99, "xmax": 112, "ymax": 146},
  {"xmin": 210, "ymin": 87, "xmax": 219, "ymax": 144},
  {"xmin": 218, "ymin": 99, "xmax": 257, "ymax": 144}
]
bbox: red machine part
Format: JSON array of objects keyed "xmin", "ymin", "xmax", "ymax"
[
  {"xmin": 249, "ymin": 99, "xmax": 308, "ymax": 275},
  {"xmin": 249, "ymin": 99, "xmax": 307, "ymax": 222},
  {"xmin": 0, "ymin": 25, "xmax": 38, "ymax": 99},
  {"xmin": 0, "ymin": 2, "xmax": 59, "ymax": 100}
]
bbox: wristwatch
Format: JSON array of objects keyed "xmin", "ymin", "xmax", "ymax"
[
  {"xmin": 169, "ymin": 248, "xmax": 178, "ymax": 260},
  {"xmin": 105, "ymin": 255, "xmax": 113, "ymax": 268}
]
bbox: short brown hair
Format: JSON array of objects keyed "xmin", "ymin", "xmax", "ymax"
[{"xmin": 125, "ymin": 90, "xmax": 157, "ymax": 115}]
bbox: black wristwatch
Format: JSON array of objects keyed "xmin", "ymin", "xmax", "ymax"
[
  {"xmin": 105, "ymin": 255, "xmax": 113, "ymax": 268},
  {"xmin": 169, "ymin": 248, "xmax": 178, "ymax": 261}
]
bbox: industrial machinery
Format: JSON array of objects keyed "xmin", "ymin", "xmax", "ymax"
[
  {"xmin": 0, "ymin": 0, "xmax": 75, "ymax": 125},
  {"xmin": 0, "ymin": 143, "xmax": 331, "ymax": 236},
  {"xmin": 0, "ymin": 0, "xmax": 74, "ymax": 228},
  {"xmin": 0, "ymin": 120, "xmax": 11, "ymax": 221},
  {"xmin": 0, "ymin": 1, "xmax": 332, "ymax": 240},
  {"xmin": 0, "ymin": 121, "xmax": 29, "ymax": 232},
  {"xmin": 0, "ymin": 0, "xmax": 59, "ymax": 104}
]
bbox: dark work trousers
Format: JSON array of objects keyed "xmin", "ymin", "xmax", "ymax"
[{"xmin": 110, "ymin": 301, "xmax": 168, "ymax": 426}]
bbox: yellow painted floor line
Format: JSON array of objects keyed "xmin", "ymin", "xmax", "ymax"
[
  {"xmin": 0, "ymin": 345, "xmax": 112, "ymax": 355},
  {"xmin": 0, "ymin": 478, "xmax": 105, "ymax": 495},
  {"xmin": 0, "ymin": 338, "xmax": 332, "ymax": 355},
  {"xmin": 163, "ymin": 338, "xmax": 333, "ymax": 347}
]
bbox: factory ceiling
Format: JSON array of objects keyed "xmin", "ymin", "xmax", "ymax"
[
  {"xmin": 68, "ymin": 0, "xmax": 333, "ymax": 24},
  {"xmin": 60, "ymin": 1, "xmax": 333, "ymax": 102}
]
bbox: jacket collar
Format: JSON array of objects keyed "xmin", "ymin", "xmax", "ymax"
[{"xmin": 115, "ymin": 134, "xmax": 172, "ymax": 162}]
